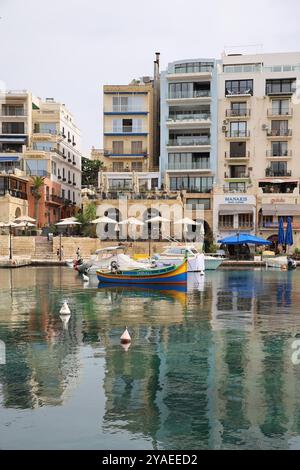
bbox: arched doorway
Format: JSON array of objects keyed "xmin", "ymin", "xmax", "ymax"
[{"xmin": 267, "ymin": 234, "xmax": 278, "ymax": 252}]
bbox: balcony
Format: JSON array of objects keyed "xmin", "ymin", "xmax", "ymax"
[
  {"xmin": 266, "ymin": 150, "xmax": 292, "ymax": 158},
  {"xmin": 72, "ymin": 160, "xmax": 76, "ymax": 165},
  {"xmin": 104, "ymin": 126, "xmax": 148, "ymax": 135},
  {"xmin": 266, "ymin": 129, "xmax": 292, "ymax": 137},
  {"xmin": 26, "ymin": 170, "xmax": 50, "ymax": 178},
  {"xmin": 0, "ymin": 188, "xmax": 27, "ymax": 200},
  {"xmin": 225, "ymin": 130, "xmax": 250, "ymax": 139},
  {"xmin": 225, "ymin": 88, "xmax": 253, "ymax": 97},
  {"xmin": 0, "ymin": 110, "xmax": 26, "ymax": 117},
  {"xmin": 225, "ymin": 173, "xmax": 250, "ymax": 179},
  {"xmin": 105, "ymin": 105, "xmax": 148, "ymax": 114},
  {"xmin": 46, "ymin": 194, "xmax": 63, "ymax": 205},
  {"xmin": 166, "ymin": 113, "xmax": 211, "ymax": 128},
  {"xmin": 168, "ymin": 90, "xmax": 211, "ymax": 100},
  {"xmin": 267, "ymin": 108, "xmax": 293, "ymax": 117},
  {"xmin": 266, "ymin": 85, "xmax": 296, "ymax": 96},
  {"xmin": 167, "ymin": 137, "xmax": 210, "ymax": 147},
  {"xmin": 265, "ymin": 168, "xmax": 292, "ymax": 177},
  {"xmin": 104, "ymin": 148, "xmax": 148, "ymax": 157},
  {"xmin": 225, "ymin": 109, "xmax": 251, "ymax": 118},
  {"xmin": 225, "ymin": 151, "xmax": 250, "ymax": 160},
  {"xmin": 223, "ymin": 185, "xmax": 248, "ymax": 194},
  {"xmin": 167, "ymin": 162, "xmax": 211, "ymax": 171}
]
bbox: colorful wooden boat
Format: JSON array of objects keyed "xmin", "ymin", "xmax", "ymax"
[{"xmin": 96, "ymin": 259, "xmax": 187, "ymax": 285}]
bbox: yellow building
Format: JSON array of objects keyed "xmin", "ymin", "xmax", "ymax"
[{"xmin": 103, "ymin": 80, "xmax": 155, "ymax": 172}]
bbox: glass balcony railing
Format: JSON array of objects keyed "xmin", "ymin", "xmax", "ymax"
[
  {"xmin": 110, "ymin": 105, "xmax": 148, "ymax": 113},
  {"xmin": 267, "ymin": 129, "xmax": 292, "ymax": 137},
  {"xmin": 167, "ymin": 113, "xmax": 211, "ymax": 122},
  {"xmin": 168, "ymin": 161, "xmax": 211, "ymax": 170},
  {"xmin": 266, "ymin": 150, "xmax": 292, "ymax": 157},
  {"xmin": 265, "ymin": 168, "xmax": 292, "ymax": 177},
  {"xmin": 225, "ymin": 130, "xmax": 250, "ymax": 138},
  {"xmin": 226, "ymin": 109, "xmax": 251, "ymax": 117},
  {"xmin": 106, "ymin": 126, "xmax": 147, "ymax": 133},
  {"xmin": 167, "ymin": 137, "xmax": 210, "ymax": 146},
  {"xmin": 168, "ymin": 90, "xmax": 211, "ymax": 99}
]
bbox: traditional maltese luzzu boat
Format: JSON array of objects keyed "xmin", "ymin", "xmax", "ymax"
[{"xmin": 96, "ymin": 259, "xmax": 188, "ymax": 285}]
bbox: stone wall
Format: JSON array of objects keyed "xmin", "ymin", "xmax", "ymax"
[{"xmin": 52, "ymin": 237, "xmax": 102, "ymax": 259}]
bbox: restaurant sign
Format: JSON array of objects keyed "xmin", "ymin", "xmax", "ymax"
[{"xmin": 224, "ymin": 196, "xmax": 249, "ymax": 204}]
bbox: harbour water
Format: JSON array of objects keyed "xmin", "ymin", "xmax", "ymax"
[{"xmin": 1, "ymin": 267, "xmax": 300, "ymax": 449}]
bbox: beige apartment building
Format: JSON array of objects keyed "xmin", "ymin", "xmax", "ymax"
[{"xmin": 214, "ymin": 51, "xmax": 300, "ymax": 248}]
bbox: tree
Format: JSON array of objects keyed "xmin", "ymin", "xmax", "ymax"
[
  {"xmin": 30, "ymin": 176, "xmax": 45, "ymax": 227},
  {"xmin": 82, "ymin": 158, "xmax": 104, "ymax": 187},
  {"xmin": 76, "ymin": 202, "xmax": 97, "ymax": 237}
]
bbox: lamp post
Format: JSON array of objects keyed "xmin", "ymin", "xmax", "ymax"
[
  {"xmin": 59, "ymin": 232, "xmax": 62, "ymax": 261},
  {"xmin": 9, "ymin": 224, "xmax": 12, "ymax": 260}
]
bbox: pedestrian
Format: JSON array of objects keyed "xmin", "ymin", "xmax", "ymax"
[
  {"xmin": 76, "ymin": 247, "xmax": 81, "ymax": 260},
  {"xmin": 56, "ymin": 247, "xmax": 60, "ymax": 260}
]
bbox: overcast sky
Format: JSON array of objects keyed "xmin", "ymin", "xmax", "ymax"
[{"xmin": 1, "ymin": 0, "xmax": 299, "ymax": 153}]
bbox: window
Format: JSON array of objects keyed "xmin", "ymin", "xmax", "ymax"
[
  {"xmin": 68, "ymin": 190, "xmax": 71, "ymax": 200},
  {"xmin": 2, "ymin": 105, "xmax": 24, "ymax": 116},
  {"xmin": 122, "ymin": 119, "xmax": 132, "ymax": 132},
  {"xmin": 230, "ymin": 142, "xmax": 246, "ymax": 157},
  {"xmin": 33, "ymin": 141, "xmax": 55, "ymax": 152},
  {"xmin": 26, "ymin": 160, "xmax": 47, "ymax": 177},
  {"xmin": 131, "ymin": 141, "xmax": 143, "ymax": 154},
  {"xmin": 266, "ymin": 79, "xmax": 296, "ymax": 95},
  {"xmin": 238, "ymin": 214, "xmax": 253, "ymax": 228},
  {"xmin": 112, "ymin": 141, "xmax": 124, "ymax": 154},
  {"xmin": 269, "ymin": 161, "xmax": 288, "ymax": 176},
  {"xmin": 270, "ymin": 120, "xmax": 289, "ymax": 136},
  {"xmin": 113, "ymin": 162, "xmax": 124, "ymax": 171},
  {"xmin": 174, "ymin": 62, "xmax": 214, "ymax": 73},
  {"xmin": 271, "ymin": 99, "xmax": 290, "ymax": 115},
  {"xmin": 168, "ymin": 152, "xmax": 210, "ymax": 170},
  {"xmin": 271, "ymin": 141, "xmax": 288, "ymax": 156},
  {"xmin": 169, "ymin": 176, "xmax": 213, "ymax": 192},
  {"xmin": 139, "ymin": 179, "xmax": 148, "ymax": 191},
  {"xmin": 187, "ymin": 198, "xmax": 211, "ymax": 210},
  {"xmin": 112, "ymin": 96, "xmax": 128, "ymax": 112},
  {"xmin": 34, "ymin": 122, "xmax": 56, "ymax": 134},
  {"xmin": 223, "ymin": 63, "xmax": 261, "ymax": 73},
  {"xmin": 225, "ymin": 80, "xmax": 253, "ymax": 96},
  {"xmin": 51, "ymin": 161, "xmax": 57, "ymax": 176},
  {"xmin": 229, "ymin": 165, "xmax": 247, "ymax": 178},
  {"xmin": 169, "ymin": 82, "xmax": 210, "ymax": 99},
  {"xmin": 230, "ymin": 121, "xmax": 247, "ymax": 137},
  {"xmin": 219, "ymin": 215, "xmax": 234, "ymax": 228},
  {"xmin": 62, "ymin": 189, "xmax": 65, "ymax": 199},
  {"xmin": 2, "ymin": 122, "xmax": 25, "ymax": 134},
  {"xmin": 109, "ymin": 179, "xmax": 132, "ymax": 190},
  {"xmin": 230, "ymin": 102, "xmax": 247, "ymax": 116},
  {"xmin": 228, "ymin": 182, "xmax": 246, "ymax": 192},
  {"xmin": 132, "ymin": 161, "xmax": 143, "ymax": 171},
  {"xmin": 151, "ymin": 178, "xmax": 158, "ymax": 190}
]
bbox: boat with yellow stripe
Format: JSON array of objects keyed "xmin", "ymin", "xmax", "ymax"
[{"xmin": 96, "ymin": 259, "xmax": 187, "ymax": 285}]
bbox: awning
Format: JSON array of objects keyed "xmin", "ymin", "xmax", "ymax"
[
  {"xmin": 0, "ymin": 137, "xmax": 26, "ymax": 143},
  {"xmin": 219, "ymin": 204, "xmax": 254, "ymax": 215},
  {"xmin": 262, "ymin": 204, "xmax": 300, "ymax": 216},
  {"xmin": 0, "ymin": 156, "xmax": 20, "ymax": 162}
]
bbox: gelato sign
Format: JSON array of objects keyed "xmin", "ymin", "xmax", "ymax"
[{"xmin": 224, "ymin": 196, "xmax": 248, "ymax": 204}]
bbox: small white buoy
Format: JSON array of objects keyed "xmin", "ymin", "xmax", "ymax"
[
  {"xmin": 121, "ymin": 342, "xmax": 131, "ymax": 352},
  {"xmin": 120, "ymin": 327, "xmax": 131, "ymax": 344},
  {"xmin": 82, "ymin": 274, "xmax": 89, "ymax": 282},
  {"xmin": 60, "ymin": 301, "xmax": 71, "ymax": 315}
]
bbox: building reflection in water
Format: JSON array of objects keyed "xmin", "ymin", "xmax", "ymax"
[{"xmin": 1, "ymin": 268, "xmax": 300, "ymax": 448}]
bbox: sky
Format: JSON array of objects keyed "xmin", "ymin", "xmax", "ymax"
[{"xmin": 0, "ymin": 0, "xmax": 300, "ymax": 153}]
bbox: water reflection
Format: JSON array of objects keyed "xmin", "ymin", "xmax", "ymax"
[{"xmin": 1, "ymin": 267, "xmax": 300, "ymax": 449}]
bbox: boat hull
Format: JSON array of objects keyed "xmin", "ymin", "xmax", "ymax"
[{"xmin": 97, "ymin": 260, "xmax": 187, "ymax": 284}]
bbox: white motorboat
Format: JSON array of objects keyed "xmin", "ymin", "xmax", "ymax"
[
  {"xmin": 153, "ymin": 244, "xmax": 224, "ymax": 272},
  {"xmin": 86, "ymin": 246, "xmax": 153, "ymax": 275},
  {"xmin": 265, "ymin": 255, "xmax": 288, "ymax": 269}
]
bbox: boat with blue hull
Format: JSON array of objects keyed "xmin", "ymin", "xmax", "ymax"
[{"xmin": 96, "ymin": 259, "xmax": 187, "ymax": 285}]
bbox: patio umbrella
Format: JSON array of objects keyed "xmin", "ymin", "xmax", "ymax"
[
  {"xmin": 91, "ymin": 216, "xmax": 117, "ymax": 224},
  {"xmin": 285, "ymin": 217, "xmax": 293, "ymax": 251},
  {"xmin": 174, "ymin": 217, "xmax": 201, "ymax": 226},
  {"xmin": 14, "ymin": 222, "xmax": 35, "ymax": 228},
  {"xmin": 218, "ymin": 233, "xmax": 271, "ymax": 245},
  {"xmin": 55, "ymin": 220, "xmax": 81, "ymax": 226},
  {"xmin": 14, "ymin": 215, "xmax": 36, "ymax": 223},
  {"xmin": 278, "ymin": 217, "xmax": 285, "ymax": 246},
  {"xmin": 119, "ymin": 217, "xmax": 144, "ymax": 242}
]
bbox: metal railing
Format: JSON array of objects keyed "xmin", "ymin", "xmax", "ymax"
[
  {"xmin": 167, "ymin": 113, "xmax": 211, "ymax": 122},
  {"xmin": 225, "ymin": 88, "xmax": 253, "ymax": 96},
  {"xmin": 266, "ymin": 85, "xmax": 295, "ymax": 95},
  {"xmin": 225, "ymin": 151, "xmax": 250, "ymax": 158},
  {"xmin": 104, "ymin": 148, "xmax": 147, "ymax": 156},
  {"xmin": 225, "ymin": 173, "xmax": 250, "ymax": 179},
  {"xmin": 0, "ymin": 189, "xmax": 27, "ymax": 199},
  {"xmin": 267, "ymin": 108, "xmax": 293, "ymax": 116},
  {"xmin": 168, "ymin": 162, "xmax": 211, "ymax": 170},
  {"xmin": 266, "ymin": 149, "xmax": 292, "ymax": 157},
  {"xmin": 225, "ymin": 130, "xmax": 250, "ymax": 138},
  {"xmin": 105, "ymin": 126, "xmax": 147, "ymax": 134},
  {"xmin": 167, "ymin": 137, "xmax": 210, "ymax": 146},
  {"xmin": 265, "ymin": 168, "xmax": 292, "ymax": 177},
  {"xmin": 0, "ymin": 110, "xmax": 26, "ymax": 117},
  {"xmin": 226, "ymin": 109, "xmax": 251, "ymax": 117},
  {"xmin": 267, "ymin": 129, "xmax": 292, "ymax": 137}
]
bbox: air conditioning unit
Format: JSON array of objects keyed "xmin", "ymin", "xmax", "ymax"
[
  {"xmin": 262, "ymin": 124, "xmax": 268, "ymax": 131},
  {"xmin": 222, "ymin": 125, "xmax": 228, "ymax": 132},
  {"xmin": 223, "ymin": 119, "xmax": 229, "ymax": 125}
]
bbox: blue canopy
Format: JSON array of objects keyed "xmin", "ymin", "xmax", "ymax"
[
  {"xmin": 285, "ymin": 217, "xmax": 293, "ymax": 246},
  {"xmin": 278, "ymin": 217, "xmax": 285, "ymax": 245},
  {"xmin": 218, "ymin": 233, "xmax": 271, "ymax": 245}
]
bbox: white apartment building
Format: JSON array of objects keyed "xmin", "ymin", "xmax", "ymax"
[{"xmin": 214, "ymin": 51, "xmax": 300, "ymax": 247}]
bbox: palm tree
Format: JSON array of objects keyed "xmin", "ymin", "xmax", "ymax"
[{"xmin": 30, "ymin": 176, "xmax": 45, "ymax": 227}]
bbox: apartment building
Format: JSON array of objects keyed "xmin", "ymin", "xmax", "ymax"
[
  {"xmin": 214, "ymin": 51, "xmax": 300, "ymax": 246},
  {"xmin": 160, "ymin": 59, "xmax": 218, "ymax": 236}
]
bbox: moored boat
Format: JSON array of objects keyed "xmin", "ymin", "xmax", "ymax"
[
  {"xmin": 96, "ymin": 259, "xmax": 187, "ymax": 284},
  {"xmin": 153, "ymin": 245, "xmax": 224, "ymax": 272}
]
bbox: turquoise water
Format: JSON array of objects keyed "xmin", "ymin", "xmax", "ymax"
[{"xmin": 1, "ymin": 267, "xmax": 300, "ymax": 449}]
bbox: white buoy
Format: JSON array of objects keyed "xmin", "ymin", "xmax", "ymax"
[
  {"xmin": 121, "ymin": 342, "xmax": 131, "ymax": 352},
  {"xmin": 120, "ymin": 327, "xmax": 131, "ymax": 344},
  {"xmin": 82, "ymin": 274, "xmax": 89, "ymax": 282},
  {"xmin": 60, "ymin": 301, "xmax": 71, "ymax": 315}
]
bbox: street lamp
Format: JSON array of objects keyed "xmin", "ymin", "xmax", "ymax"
[{"xmin": 9, "ymin": 224, "xmax": 12, "ymax": 260}]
